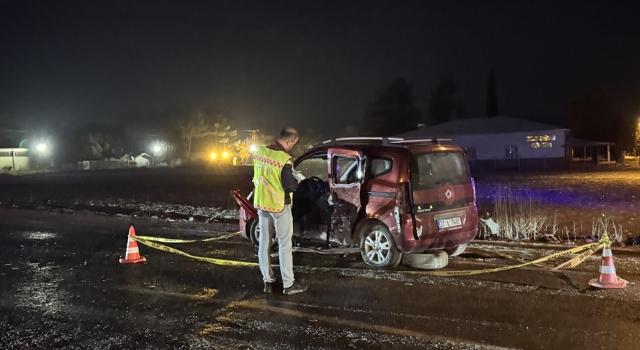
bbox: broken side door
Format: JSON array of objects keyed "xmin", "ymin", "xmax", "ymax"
[{"xmin": 327, "ymin": 148, "xmax": 365, "ymax": 247}]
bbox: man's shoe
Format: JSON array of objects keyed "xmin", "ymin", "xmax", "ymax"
[
  {"xmin": 264, "ymin": 282, "xmax": 275, "ymax": 294},
  {"xmin": 283, "ymin": 281, "xmax": 307, "ymax": 295}
]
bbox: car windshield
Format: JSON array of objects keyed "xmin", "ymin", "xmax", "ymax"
[{"xmin": 411, "ymin": 152, "xmax": 470, "ymax": 190}]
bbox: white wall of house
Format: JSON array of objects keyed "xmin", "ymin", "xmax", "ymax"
[
  {"xmin": 435, "ymin": 129, "xmax": 567, "ymax": 160},
  {"xmin": 0, "ymin": 148, "xmax": 30, "ymax": 170},
  {"xmin": 135, "ymin": 155, "xmax": 151, "ymax": 167}
]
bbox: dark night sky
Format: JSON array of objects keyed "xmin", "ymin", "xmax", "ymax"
[{"xmin": 1, "ymin": 0, "xmax": 640, "ymax": 136}]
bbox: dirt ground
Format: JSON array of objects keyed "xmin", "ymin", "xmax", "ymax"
[
  {"xmin": 2, "ymin": 166, "xmax": 640, "ymax": 244},
  {"xmin": 474, "ymin": 168, "xmax": 640, "ymax": 244}
]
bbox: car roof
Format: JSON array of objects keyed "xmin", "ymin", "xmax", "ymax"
[{"xmin": 297, "ymin": 138, "xmax": 464, "ymax": 160}]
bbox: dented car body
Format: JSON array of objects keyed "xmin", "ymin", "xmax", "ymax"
[{"xmin": 231, "ymin": 137, "xmax": 478, "ymax": 268}]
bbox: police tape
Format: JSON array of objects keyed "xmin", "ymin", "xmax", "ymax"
[
  {"xmin": 135, "ymin": 231, "xmax": 240, "ymax": 244},
  {"xmin": 413, "ymin": 241, "xmax": 603, "ymax": 277},
  {"xmin": 133, "ymin": 236, "xmax": 260, "ymax": 267},
  {"xmin": 131, "ymin": 231, "xmax": 606, "ymax": 277}
]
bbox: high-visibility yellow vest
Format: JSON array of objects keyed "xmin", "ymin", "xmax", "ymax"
[{"xmin": 253, "ymin": 145, "xmax": 293, "ymax": 212}]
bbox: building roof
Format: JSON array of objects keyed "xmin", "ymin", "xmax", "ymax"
[
  {"xmin": 135, "ymin": 153, "xmax": 152, "ymax": 160},
  {"xmin": 397, "ymin": 116, "xmax": 568, "ymax": 137}
]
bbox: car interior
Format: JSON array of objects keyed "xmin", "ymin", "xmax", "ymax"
[{"xmin": 292, "ymin": 155, "xmax": 362, "ymax": 241}]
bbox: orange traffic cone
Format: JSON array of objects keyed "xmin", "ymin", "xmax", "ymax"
[
  {"xmin": 119, "ymin": 225, "xmax": 147, "ymax": 264},
  {"xmin": 589, "ymin": 245, "xmax": 626, "ymax": 289}
]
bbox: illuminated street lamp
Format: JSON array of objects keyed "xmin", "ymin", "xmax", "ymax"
[
  {"xmin": 36, "ymin": 143, "xmax": 46, "ymax": 153},
  {"xmin": 250, "ymin": 145, "xmax": 257, "ymax": 152},
  {"xmin": 210, "ymin": 152, "xmax": 217, "ymax": 159},
  {"xmin": 153, "ymin": 145, "xmax": 161, "ymax": 154},
  {"xmin": 222, "ymin": 151, "xmax": 229, "ymax": 158}
]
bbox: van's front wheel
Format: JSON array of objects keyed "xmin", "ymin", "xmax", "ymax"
[{"xmin": 360, "ymin": 225, "xmax": 402, "ymax": 268}]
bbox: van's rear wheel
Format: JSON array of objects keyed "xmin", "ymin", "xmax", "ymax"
[
  {"xmin": 248, "ymin": 219, "xmax": 260, "ymax": 247},
  {"xmin": 360, "ymin": 225, "xmax": 402, "ymax": 268}
]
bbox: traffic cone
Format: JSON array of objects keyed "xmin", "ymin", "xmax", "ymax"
[
  {"xmin": 119, "ymin": 225, "xmax": 147, "ymax": 264},
  {"xmin": 589, "ymin": 245, "xmax": 626, "ymax": 289}
]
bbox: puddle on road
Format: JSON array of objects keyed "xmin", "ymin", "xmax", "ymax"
[{"xmin": 23, "ymin": 231, "xmax": 58, "ymax": 240}]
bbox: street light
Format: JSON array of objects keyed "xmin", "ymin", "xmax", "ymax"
[
  {"xmin": 250, "ymin": 145, "xmax": 257, "ymax": 152},
  {"xmin": 36, "ymin": 143, "xmax": 46, "ymax": 153},
  {"xmin": 222, "ymin": 151, "xmax": 229, "ymax": 158},
  {"xmin": 153, "ymin": 145, "xmax": 161, "ymax": 154}
]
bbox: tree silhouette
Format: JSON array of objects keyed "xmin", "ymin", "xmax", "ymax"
[
  {"xmin": 428, "ymin": 74, "xmax": 458, "ymax": 124},
  {"xmin": 564, "ymin": 89, "xmax": 635, "ymax": 155},
  {"xmin": 486, "ymin": 67, "xmax": 498, "ymax": 117},
  {"xmin": 179, "ymin": 109, "xmax": 209, "ymax": 159},
  {"xmin": 364, "ymin": 77, "xmax": 421, "ymax": 136}
]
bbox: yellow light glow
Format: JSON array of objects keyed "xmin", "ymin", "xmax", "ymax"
[
  {"xmin": 222, "ymin": 151, "xmax": 229, "ymax": 158},
  {"xmin": 210, "ymin": 152, "xmax": 217, "ymax": 159},
  {"xmin": 250, "ymin": 145, "xmax": 257, "ymax": 152}
]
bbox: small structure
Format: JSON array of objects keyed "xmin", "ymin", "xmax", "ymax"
[
  {"xmin": 0, "ymin": 148, "xmax": 29, "ymax": 171},
  {"xmin": 134, "ymin": 153, "xmax": 152, "ymax": 167},
  {"xmin": 566, "ymin": 138, "xmax": 615, "ymax": 165},
  {"xmin": 398, "ymin": 116, "xmax": 575, "ymax": 171}
]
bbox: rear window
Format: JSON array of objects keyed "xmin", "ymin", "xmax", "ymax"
[{"xmin": 411, "ymin": 152, "xmax": 470, "ymax": 190}]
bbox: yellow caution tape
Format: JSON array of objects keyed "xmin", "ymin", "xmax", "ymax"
[
  {"xmin": 132, "ymin": 231, "xmax": 605, "ymax": 277},
  {"xmin": 413, "ymin": 242, "xmax": 603, "ymax": 277},
  {"xmin": 136, "ymin": 231, "xmax": 239, "ymax": 244},
  {"xmin": 552, "ymin": 242, "xmax": 603, "ymax": 270},
  {"xmin": 133, "ymin": 236, "xmax": 260, "ymax": 267}
]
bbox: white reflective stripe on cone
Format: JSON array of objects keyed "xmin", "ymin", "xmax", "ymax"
[
  {"xmin": 602, "ymin": 248, "xmax": 612, "ymax": 257},
  {"xmin": 126, "ymin": 247, "xmax": 139, "ymax": 254},
  {"xmin": 600, "ymin": 265, "xmax": 616, "ymax": 274}
]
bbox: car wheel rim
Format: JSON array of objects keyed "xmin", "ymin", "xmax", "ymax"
[{"xmin": 364, "ymin": 230, "xmax": 390, "ymax": 264}]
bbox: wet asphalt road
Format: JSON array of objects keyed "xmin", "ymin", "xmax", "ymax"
[{"xmin": 1, "ymin": 211, "xmax": 640, "ymax": 350}]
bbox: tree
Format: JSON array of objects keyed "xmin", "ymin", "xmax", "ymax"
[
  {"xmin": 428, "ymin": 74, "xmax": 458, "ymax": 124},
  {"xmin": 364, "ymin": 77, "xmax": 421, "ymax": 136},
  {"xmin": 204, "ymin": 114, "xmax": 238, "ymax": 151},
  {"xmin": 564, "ymin": 89, "xmax": 635, "ymax": 155},
  {"xmin": 234, "ymin": 140, "xmax": 251, "ymax": 164},
  {"xmin": 486, "ymin": 67, "xmax": 498, "ymax": 117},
  {"xmin": 180, "ymin": 109, "xmax": 209, "ymax": 159}
]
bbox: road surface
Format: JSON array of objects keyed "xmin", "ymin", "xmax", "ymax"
[{"xmin": 1, "ymin": 210, "xmax": 639, "ymax": 349}]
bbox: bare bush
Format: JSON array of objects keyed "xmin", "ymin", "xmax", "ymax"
[
  {"xmin": 493, "ymin": 186, "xmax": 550, "ymax": 240},
  {"xmin": 592, "ymin": 216, "xmax": 624, "ymax": 243}
]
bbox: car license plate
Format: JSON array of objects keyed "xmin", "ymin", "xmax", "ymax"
[{"xmin": 437, "ymin": 217, "xmax": 462, "ymax": 229}]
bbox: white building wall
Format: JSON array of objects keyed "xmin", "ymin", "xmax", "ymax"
[
  {"xmin": 441, "ymin": 129, "xmax": 567, "ymax": 160},
  {"xmin": 0, "ymin": 148, "xmax": 30, "ymax": 170}
]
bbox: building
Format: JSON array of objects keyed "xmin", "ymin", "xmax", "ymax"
[
  {"xmin": 397, "ymin": 116, "xmax": 612, "ymax": 171},
  {"xmin": 0, "ymin": 148, "xmax": 29, "ymax": 171},
  {"xmin": 134, "ymin": 153, "xmax": 152, "ymax": 167}
]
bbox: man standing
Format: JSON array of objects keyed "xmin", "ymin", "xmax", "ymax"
[{"xmin": 253, "ymin": 127, "xmax": 307, "ymax": 295}]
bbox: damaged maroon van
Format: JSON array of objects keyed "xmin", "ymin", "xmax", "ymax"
[{"xmin": 231, "ymin": 137, "xmax": 478, "ymax": 268}]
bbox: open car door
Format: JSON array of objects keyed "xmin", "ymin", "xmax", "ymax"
[{"xmin": 327, "ymin": 148, "xmax": 365, "ymax": 246}]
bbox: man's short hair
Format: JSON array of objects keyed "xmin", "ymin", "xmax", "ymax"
[{"xmin": 278, "ymin": 127, "xmax": 298, "ymax": 141}]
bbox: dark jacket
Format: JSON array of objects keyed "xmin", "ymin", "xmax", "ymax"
[{"xmin": 267, "ymin": 143, "xmax": 297, "ymax": 205}]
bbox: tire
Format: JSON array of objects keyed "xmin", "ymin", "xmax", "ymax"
[
  {"xmin": 360, "ymin": 224, "xmax": 403, "ymax": 268},
  {"xmin": 403, "ymin": 251, "xmax": 448, "ymax": 270},
  {"xmin": 248, "ymin": 219, "xmax": 277, "ymax": 249},
  {"xmin": 444, "ymin": 243, "xmax": 468, "ymax": 257},
  {"xmin": 248, "ymin": 219, "xmax": 260, "ymax": 247}
]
